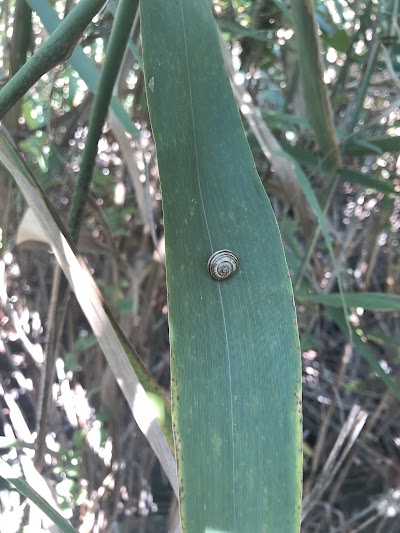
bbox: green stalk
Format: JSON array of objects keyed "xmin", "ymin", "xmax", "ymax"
[
  {"xmin": 64, "ymin": 0, "xmax": 75, "ymax": 18},
  {"xmin": 36, "ymin": 0, "xmax": 144, "ymax": 466},
  {"xmin": 25, "ymin": 0, "xmax": 139, "ymax": 139},
  {"xmin": 0, "ymin": 0, "xmax": 105, "ymax": 118},
  {"xmin": 5, "ymin": 0, "xmax": 32, "ymax": 130},
  {"xmin": 66, "ymin": 0, "xmax": 166, "ymax": 443},
  {"xmin": 68, "ymin": 0, "xmax": 139, "ymax": 242},
  {"xmin": 9, "ymin": 0, "xmax": 32, "ymax": 75}
]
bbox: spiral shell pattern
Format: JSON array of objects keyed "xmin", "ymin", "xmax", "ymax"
[{"xmin": 207, "ymin": 250, "xmax": 239, "ymax": 281}]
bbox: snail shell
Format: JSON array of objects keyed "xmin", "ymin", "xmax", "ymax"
[{"xmin": 207, "ymin": 250, "xmax": 239, "ymax": 281}]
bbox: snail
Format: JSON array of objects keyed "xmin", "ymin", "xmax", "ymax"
[{"xmin": 207, "ymin": 250, "xmax": 239, "ymax": 281}]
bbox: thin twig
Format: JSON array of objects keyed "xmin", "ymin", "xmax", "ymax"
[
  {"xmin": 306, "ymin": 344, "xmax": 352, "ymax": 493},
  {"xmin": 328, "ymin": 389, "xmax": 393, "ymax": 505},
  {"xmin": 302, "ymin": 405, "xmax": 368, "ymax": 521}
]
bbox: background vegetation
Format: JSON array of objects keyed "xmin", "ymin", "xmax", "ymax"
[{"xmin": 0, "ymin": 0, "xmax": 400, "ymax": 531}]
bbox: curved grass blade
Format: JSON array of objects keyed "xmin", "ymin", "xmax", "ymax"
[
  {"xmin": 365, "ymin": 331, "xmax": 400, "ymax": 347},
  {"xmin": 280, "ymin": 142, "xmax": 399, "ymax": 196},
  {"xmin": 289, "ymin": 0, "xmax": 341, "ymax": 171},
  {"xmin": 298, "ymin": 292, "xmax": 400, "ymax": 312},
  {"xmin": 329, "ymin": 310, "xmax": 400, "ymax": 398},
  {"xmin": 0, "ymin": 458, "xmax": 77, "ymax": 533},
  {"xmin": 0, "ymin": 129, "xmax": 177, "ymax": 496},
  {"xmin": 274, "ymin": 150, "xmax": 352, "ymax": 341},
  {"xmin": 141, "ymin": 1, "xmax": 302, "ymax": 531},
  {"xmin": 345, "ymin": 135, "xmax": 400, "ymax": 155}
]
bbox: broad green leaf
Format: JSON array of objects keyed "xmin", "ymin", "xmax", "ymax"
[
  {"xmin": 141, "ymin": 1, "xmax": 302, "ymax": 532},
  {"xmin": 298, "ymin": 292, "xmax": 400, "ymax": 312}
]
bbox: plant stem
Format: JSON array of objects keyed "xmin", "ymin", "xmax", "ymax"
[
  {"xmin": 9, "ymin": 0, "xmax": 32, "ymax": 75},
  {"xmin": 68, "ymin": 0, "xmax": 138, "ymax": 243},
  {"xmin": 64, "ymin": 0, "xmax": 75, "ymax": 18},
  {"xmin": 0, "ymin": 0, "xmax": 105, "ymax": 118}
]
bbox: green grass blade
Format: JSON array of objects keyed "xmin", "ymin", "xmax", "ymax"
[
  {"xmin": 298, "ymin": 292, "xmax": 400, "ymax": 311},
  {"xmin": 279, "ymin": 142, "xmax": 398, "ymax": 195},
  {"xmin": 0, "ymin": 459, "xmax": 77, "ymax": 533},
  {"xmin": 68, "ymin": 0, "xmax": 138, "ymax": 242},
  {"xmin": 345, "ymin": 135, "xmax": 400, "ymax": 155},
  {"xmin": 218, "ymin": 20, "xmax": 270, "ymax": 41},
  {"xmin": 329, "ymin": 310, "xmax": 400, "ymax": 398},
  {"xmin": 345, "ymin": 39, "xmax": 380, "ymax": 133},
  {"xmin": 141, "ymin": 1, "xmax": 302, "ymax": 531},
  {"xmin": 364, "ymin": 331, "xmax": 400, "ymax": 347},
  {"xmin": 0, "ymin": 129, "xmax": 177, "ymax": 495},
  {"xmin": 275, "ymin": 150, "xmax": 351, "ymax": 337},
  {"xmin": 290, "ymin": 0, "xmax": 341, "ymax": 171}
]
